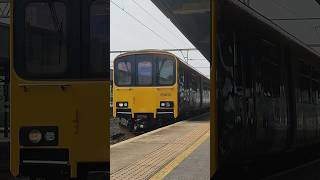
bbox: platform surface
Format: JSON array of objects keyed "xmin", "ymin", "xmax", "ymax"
[
  {"xmin": 164, "ymin": 138, "xmax": 210, "ymax": 180},
  {"xmin": 110, "ymin": 114, "xmax": 210, "ymax": 180}
]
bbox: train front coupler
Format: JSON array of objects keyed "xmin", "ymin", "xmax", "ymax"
[{"xmin": 133, "ymin": 118, "xmax": 148, "ymax": 131}]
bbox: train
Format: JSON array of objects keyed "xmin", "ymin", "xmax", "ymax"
[
  {"xmin": 10, "ymin": 0, "xmax": 109, "ymax": 179},
  {"xmin": 112, "ymin": 50, "xmax": 210, "ymax": 131},
  {"xmin": 212, "ymin": 0, "xmax": 320, "ymax": 175},
  {"xmin": 150, "ymin": 0, "xmax": 320, "ymax": 177}
]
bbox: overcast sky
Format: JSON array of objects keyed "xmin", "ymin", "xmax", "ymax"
[
  {"xmin": 110, "ymin": 0, "xmax": 320, "ymax": 77},
  {"xmin": 110, "ymin": 0, "xmax": 210, "ymax": 77},
  {"xmin": 1, "ymin": 0, "xmax": 320, "ymax": 78}
]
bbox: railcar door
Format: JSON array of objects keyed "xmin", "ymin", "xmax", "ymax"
[
  {"xmin": 234, "ymin": 31, "xmax": 256, "ymax": 155},
  {"xmin": 252, "ymin": 36, "xmax": 288, "ymax": 153},
  {"xmin": 217, "ymin": 29, "xmax": 247, "ymax": 162}
]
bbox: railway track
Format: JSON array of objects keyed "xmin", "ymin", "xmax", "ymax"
[
  {"xmin": 110, "ymin": 113, "xmax": 210, "ymax": 145},
  {"xmin": 110, "ymin": 118, "xmax": 136, "ymax": 145}
]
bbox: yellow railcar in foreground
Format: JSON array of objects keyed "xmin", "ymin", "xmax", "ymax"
[
  {"xmin": 113, "ymin": 50, "xmax": 210, "ymax": 131},
  {"xmin": 10, "ymin": 0, "xmax": 109, "ymax": 179}
]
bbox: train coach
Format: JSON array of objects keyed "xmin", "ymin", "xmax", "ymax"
[
  {"xmin": 113, "ymin": 50, "xmax": 210, "ymax": 131},
  {"xmin": 211, "ymin": 0, "xmax": 320, "ymax": 176},
  {"xmin": 10, "ymin": 0, "xmax": 109, "ymax": 179}
]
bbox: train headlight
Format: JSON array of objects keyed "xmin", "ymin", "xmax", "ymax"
[
  {"xmin": 117, "ymin": 102, "xmax": 128, "ymax": 108},
  {"xmin": 160, "ymin": 101, "xmax": 173, "ymax": 108},
  {"xmin": 28, "ymin": 129, "xmax": 42, "ymax": 144},
  {"xmin": 44, "ymin": 131, "xmax": 56, "ymax": 142},
  {"xmin": 20, "ymin": 126, "xmax": 58, "ymax": 146}
]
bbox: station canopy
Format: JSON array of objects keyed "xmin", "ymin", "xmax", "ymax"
[
  {"xmin": 151, "ymin": 0, "xmax": 210, "ymax": 61},
  {"xmin": 151, "ymin": 0, "xmax": 320, "ymax": 61}
]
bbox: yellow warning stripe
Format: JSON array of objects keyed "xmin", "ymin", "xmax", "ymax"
[{"xmin": 150, "ymin": 131, "xmax": 210, "ymax": 180}]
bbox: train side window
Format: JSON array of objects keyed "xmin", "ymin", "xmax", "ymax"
[
  {"xmin": 158, "ymin": 57, "xmax": 175, "ymax": 85},
  {"xmin": 25, "ymin": 2, "xmax": 67, "ymax": 76},
  {"xmin": 298, "ymin": 61, "xmax": 311, "ymax": 104},
  {"xmin": 88, "ymin": 0, "xmax": 108, "ymax": 76},
  {"xmin": 117, "ymin": 61, "xmax": 132, "ymax": 86},
  {"xmin": 300, "ymin": 76, "xmax": 311, "ymax": 104},
  {"xmin": 137, "ymin": 60, "xmax": 153, "ymax": 86},
  {"xmin": 191, "ymin": 73, "xmax": 197, "ymax": 91},
  {"xmin": 260, "ymin": 58, "xmax": 280, "ymax": 98},
  {"xmin": 257, "ymin": 39, "xmax": 280, "ymax": 98},
  {"xmin": 234, "ymin": 47, "xmax": 243, "ymax": 90},
  {"xmin": 311, "ymin": 80, "xmax": 319, "ymax": 104}
]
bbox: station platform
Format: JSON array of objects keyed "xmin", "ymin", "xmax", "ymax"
[{"xmin": 110, "ymin": 114, "xmax": 210, "ymax": 180}]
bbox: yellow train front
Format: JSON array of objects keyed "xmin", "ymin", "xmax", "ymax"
[
  {"xmin": 113, "ymin": 50, "xmax": 210, "ymax": 131},
  {"xmin": 10, "ymin": 0, "xmax": 109, "ymax": 179}
]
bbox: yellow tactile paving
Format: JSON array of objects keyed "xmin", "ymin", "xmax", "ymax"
[{"xmin": 110, "ymin": 120, "xmax": 209, "ymax": 180}]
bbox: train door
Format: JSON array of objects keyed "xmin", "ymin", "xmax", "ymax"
[
  {"xmin": 211, "ymin": 0, "xmax": 218, "ymax": 176},
  {"xmin": 217, "ymin": 27, "xmax": 247, "ymax": 162},
  {"xmin": 252, "ymin": 36, "xmax": 288, "ymax": 153},
  {"xmin": 234, "ymin": 31, "xmax": 256, "ymax": 155},
  {"xmin": 283, "ymin": 45, "xmax": 296, "ymax": 149}
]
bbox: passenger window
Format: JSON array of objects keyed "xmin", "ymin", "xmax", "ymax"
[
  {"xmin": 312, "ymin": 80, "xmax": 319, "ymax": 104},
  {"xmin": 89, "ymin": 0, "xmax": 108, "ymax": 76},
  {"xmin": 137, "ymin": 61, "xmax": 153, "ymax": 86},
  {"xmin": 298, "ymin": 61, "xmax": 312, "ymax": 104},
  {"xmin": 117, "ymin": 61, "xmax": 132, "ymax": 85},
  {"xmin": 301, "ymin": 76, "xmax": 310, "ymax": 104},
  {"xmin": 158, "ymin": 58, "xmax": 175, "ymax": 85},
  {"xmin": 25, "ymin": 2, "xmax": 67, "ymax": 75},
  {"xmin": 258, "ymin": 40, "xmax": 280, "ymax": 98}
]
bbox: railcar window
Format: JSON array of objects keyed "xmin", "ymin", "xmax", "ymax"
[
  {"xmin": 311, "ymin": 80, "xmax": 319, "ymax": 104},
  {"xmin": 137, "ymin": 60, "xmax": 153, "ymax": 85},
  {"xmin": 25, "ymin": 2, "xmax": 67, "ymax": 75},
  {"xmin": 298, "ymin": 61, "xmax": 312, "ymax": 104},
  {"xmin": 117, "ymin": 61, "xmax": 132, "ymax": 85},
  {"xmin": 158, "ymin": 58, "xmax": 174, "ymax": 85},
  {"xmin": 300, "ymin": 76, "xmax": 311, "ymax": 104},
  {"xmin": 260, "ymin": 58, "xmax": 280, "ymax": 98},
  {"xmin": 89, "ymin": 0, "xmax": 108, "ymax": 76}
]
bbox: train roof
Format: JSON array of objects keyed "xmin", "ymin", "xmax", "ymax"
[
  {"xmin": 114, "ymin": 49, "xmax": 210, "ymax": 80},
  {"xmin": 115, "ymin": 49, "xmax": 176, "ymax": 58},
  {"xmin": 225, "ymin": 0, "xmax": 320, "ymax": 58}
]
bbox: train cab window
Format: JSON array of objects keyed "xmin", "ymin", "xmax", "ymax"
[
  {"xmin": 117, "ymin": 61, "xmax": 132, "ymax": 86},
  {"xmin": 137, "ymin": 60, "xmax": 153, "ymax": 86},
  {"xmin": 25, "ymin": 2, "xmax": 67, "ymax": 76},
  {"xmin": 89, "ymin": 0, "xmax": 108, "ymax": 76},
  {"xmin": 158, "ymin": 57, "xmax": 175, "ymax": 85}
]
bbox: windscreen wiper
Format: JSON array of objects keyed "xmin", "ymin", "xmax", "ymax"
[{"xmin": 48, "ymin": 1, "xmax": 63, "ymax": 64}]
